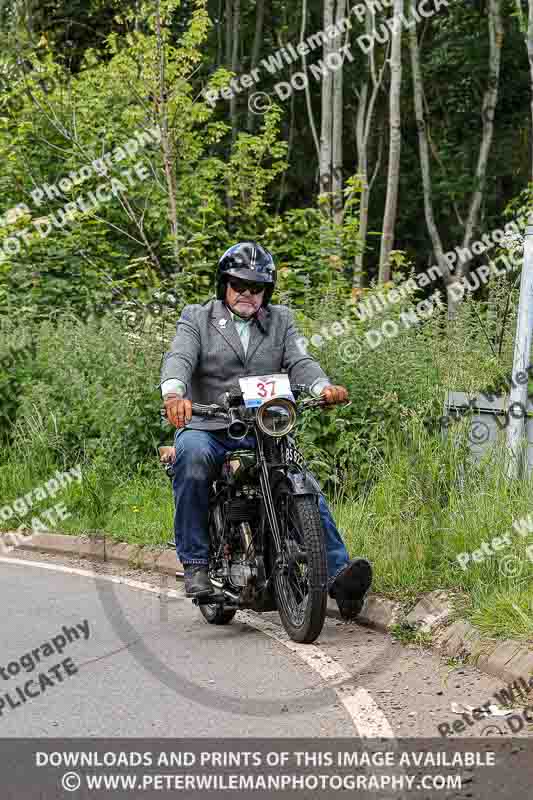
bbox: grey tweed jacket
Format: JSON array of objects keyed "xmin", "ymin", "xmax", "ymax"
[{"xmin": 160, "ymin": 299, "xmax": 330, "ymax": 430}]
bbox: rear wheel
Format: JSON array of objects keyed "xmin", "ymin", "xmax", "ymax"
[{"xmin": 273, "ymin": 491, "xmax": 327, "ymax": 643}]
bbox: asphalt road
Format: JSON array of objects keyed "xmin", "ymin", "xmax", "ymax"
[{"xmin": 1, "ymin": 551, "xmax": 532, "ymax": 741}]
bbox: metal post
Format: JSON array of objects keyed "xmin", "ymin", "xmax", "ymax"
[{"xmin": 506, "ymin": 214, "xmax": 533, "ymax": 478}]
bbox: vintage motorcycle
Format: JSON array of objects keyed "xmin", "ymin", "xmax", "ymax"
[{"xmin": 162, "ymin": 377, "xmax": 340, "ymax": 644}]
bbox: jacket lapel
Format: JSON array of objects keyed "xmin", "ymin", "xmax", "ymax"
[
  {"xmin": 245, "ymin": 306, "xmax": 271, "ymax": 364},
  {"xmin": 209, "ymin": 301, "xmax": 246, "ymax": 364}
]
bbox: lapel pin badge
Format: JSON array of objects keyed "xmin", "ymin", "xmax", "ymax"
[{"xmin": 219, "ymin": 318, "xmax": 228, "ymax": 328}]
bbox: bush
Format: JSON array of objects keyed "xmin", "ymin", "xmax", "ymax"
[{"xmin": 1, "ymin": 312, "xmax": 170, "ymax": 472}]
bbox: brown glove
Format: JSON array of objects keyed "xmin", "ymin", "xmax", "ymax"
[
  {"xmin": 320, "ymin": 384, "xmax": 349, "ymax": 405},
  {"xmin": 164, "ymin": 394, "xmax": 193, "ymax": 428}
]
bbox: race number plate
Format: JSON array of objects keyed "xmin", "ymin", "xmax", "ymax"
[{"xmin": 238, "ymin": 373, "xmax": 294, "ymax": 409}]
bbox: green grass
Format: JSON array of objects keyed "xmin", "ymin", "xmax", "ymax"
[
  {"xmin": 333, "ymin": 423, "xmax": 533, "ymax": 642},
  {"xmin": 389, "ymin": 623, "xmax": 433, "ymax": 647},
  {"xmin": 0, "ymin": 456, "xmax": 174, "ymax": 548}
]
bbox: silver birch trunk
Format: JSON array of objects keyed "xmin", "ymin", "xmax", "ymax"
[
  {"xmin": 378, "ymin": 0, "xmax": 403, "ymax": 283},
  {"xmin": 449, "ymin": 0, "xmax": 503, "ymax": 317},
  {"xmin": 408, "ymin": 21, "xmax": 452, "ymax": 293},
  {"xmin": 319, "ymin": 0, "xmax": 335, "ymax": 223},
  {"xmin": 332, "ymin": 0, "xmax": 347, "ymax": 227},
  {"xmin": 353, "ymin": 8, "xmax": 387, "ymax": 287}
]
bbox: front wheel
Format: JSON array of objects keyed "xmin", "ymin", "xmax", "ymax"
[{"xmin": 273, "ymin": 492, "xmax": 327, "ymax": 643}]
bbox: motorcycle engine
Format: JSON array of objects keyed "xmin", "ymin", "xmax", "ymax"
[
  {"xmin": 229, "ymin": 560, "xmax": 254, "ymax": 587},
  {"xmin": 229, "ymin": 518, "xmax": 257, "ymax": 588},
  {"xmin": 214, "ymin": 490, "xmax": 259, "ymax": 590}
]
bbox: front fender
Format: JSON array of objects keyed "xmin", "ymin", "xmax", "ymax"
[{"xmin": 271, "ymin": 467, "xmax": 321, "ymax": 500}]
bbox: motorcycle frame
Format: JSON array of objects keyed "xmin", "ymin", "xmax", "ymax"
[{"xmin": 207, "ymin": 421, "xmax": 322, "ymax": 607}]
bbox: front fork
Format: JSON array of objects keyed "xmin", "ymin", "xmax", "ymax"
[
  {"xmin": 256, "ymin": 433, "xmax": 284, "ymax": 559},
  {"xmin": 257, "ymin": 434, "xmax": 321, "ymax": 582}
]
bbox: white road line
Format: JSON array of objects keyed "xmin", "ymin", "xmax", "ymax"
[
  {"xmin": 0, "ymin": 556, "xmax": 187, "ymax": 601},
  {"xmin": 239, "ymin": 610, "xmax": 395, "ymax": 738},
  {"xmin": 0, "ymin": 557, "xmax": 395, "ymax": 737},
  {"xmin": 343, "ymin": 689, "xmax": 395, "ymax": 739}
]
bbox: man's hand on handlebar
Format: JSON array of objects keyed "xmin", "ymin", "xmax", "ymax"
[
  {"xmin": 320, "ymin": 384, "xmax": 349, "ymax": 405},
  {"xmin": 163, "ymin": 393, "xmax": 193, "ymax": 428}
]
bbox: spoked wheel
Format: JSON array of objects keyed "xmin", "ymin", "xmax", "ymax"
[
  {"xmin": 273, "ymin": 490, "xmax": 327, "ymax": 643},
  {"xmin": 199, "ymin": 602, "xmax": 237, "ymax": 625}
]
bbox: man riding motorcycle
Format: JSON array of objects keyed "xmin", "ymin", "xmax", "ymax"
[{"xmin": 160, "ymin": 242, "xmax": 372, "ymax": 619}]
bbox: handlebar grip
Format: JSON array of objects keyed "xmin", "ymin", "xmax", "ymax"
[
  {"xmin": 191, "ymin": 402, "xmax": 227, "ymax": 418},
  {"xmin": 161, "ymin": 401, "xmax": 228, "ymax": 423}
]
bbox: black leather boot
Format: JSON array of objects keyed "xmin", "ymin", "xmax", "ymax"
[
  {"xmin": 329, "ymin": 558, "xmax": 372, "ymax": 620},
  {"xmin": 184, "ymin": 565, "xmax": 214, "ymax": 597}
]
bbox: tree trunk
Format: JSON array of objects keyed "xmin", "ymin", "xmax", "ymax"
[
  {"xmin": 319, "ymin": 0, "xmax": 335, "ymax": 223},
  {"xmin": 155, "ymin": 0, "xmax": 180, "ymax": 269},
  {"xmin": 247, "ymin": 0, "xmax": 265, "ymax": 132},
  {"xmin": 354, "ymin": 74, "xmax": 369, "ymax": 288},
  {"xmin": 408, "ymin": 21, "xmax": 452, "ymax": 294},
  {"xmin": 450, "ymin": 0, "xmax": 503, "ymax": 317},
  {"xmin": 230, "ymin": 0, "xmax": 240, "ymax": 144},
  {"xmin": 216, "ymin": 0, "xmax": 223, "ymax": 67},
  {"xmin": 353, "ymin": 7, "xmax": 387, "ymax": 287},
  {"xmin": 331, "ymin": 0, "xmax": 347, "ymax": 227},
  {"xmin": 378, "ymin": 0, "xmax": 403, "ymax": 283},
  {"xmin": 527, "ymin": 0, "xmax": 533, "ymax": 180},
  {"xmin": 225, "ymin": 0, "xmax": 232, "ymax": 67},
  {"xmin": 301, "ymin": 0, "xmax": 320, "ymax": 161}
]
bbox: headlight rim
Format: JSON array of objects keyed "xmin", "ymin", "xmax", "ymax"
[{"xmin": 256, "ymin": 396, "xmax": 297, "ymax": 438}]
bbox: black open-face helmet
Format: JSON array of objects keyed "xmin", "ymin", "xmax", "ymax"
[{"xmin": 217, "ymin": 241, "xmax": 276, "ymax": 307}]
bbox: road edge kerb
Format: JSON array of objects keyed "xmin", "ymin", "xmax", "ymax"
[{"xmin": 3, "ymin": 531, "xmax": 532, "ymax": 685}]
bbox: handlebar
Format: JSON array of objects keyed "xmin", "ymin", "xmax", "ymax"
[
  {"xmin": 191, "ymin": 402, "xmax": 229, "ymax": 418},
  {"xmin": 160, "ymin": 387, "xmax": 333, "ymax": 424}
]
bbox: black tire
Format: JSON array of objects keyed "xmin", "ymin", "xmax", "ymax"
[
  {"xmin": 199, "ymin": 603, "xmax": 237, "ymax": 625},
  {"xmin": 273, "ymin": 492, "xmax": 327, "ymax": 643}
]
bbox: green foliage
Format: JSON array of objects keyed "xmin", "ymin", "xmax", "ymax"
[
  {"xmin": 1, "ymin": 314, "xmax": 164, "ymax": 471},
  {"xmin": 389, "ymin": 623, "xmax": 433, "ymax": 648}
]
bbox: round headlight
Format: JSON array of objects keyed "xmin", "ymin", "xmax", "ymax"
[{"xmin": 256, "ymin": 397, "xmax": 297, "ymax": 437}]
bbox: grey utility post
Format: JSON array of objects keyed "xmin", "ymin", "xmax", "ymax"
[{"xmin": 506, "ymin": 213, "xmax": 533, "ymax": 478}]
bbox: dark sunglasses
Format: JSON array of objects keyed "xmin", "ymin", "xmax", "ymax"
[{"xmin": 228, "ymin": 278, "xmax": 265, "ymax": 295}]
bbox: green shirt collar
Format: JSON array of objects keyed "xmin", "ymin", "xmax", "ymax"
[{"xmin": 230, "ymin": 310, "xmax": 253, "ymax": 326}]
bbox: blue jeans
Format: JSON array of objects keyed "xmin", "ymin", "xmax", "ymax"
[{"xmin": 171, "ymin": 429, "xmax": 350, "ymax": 592}]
